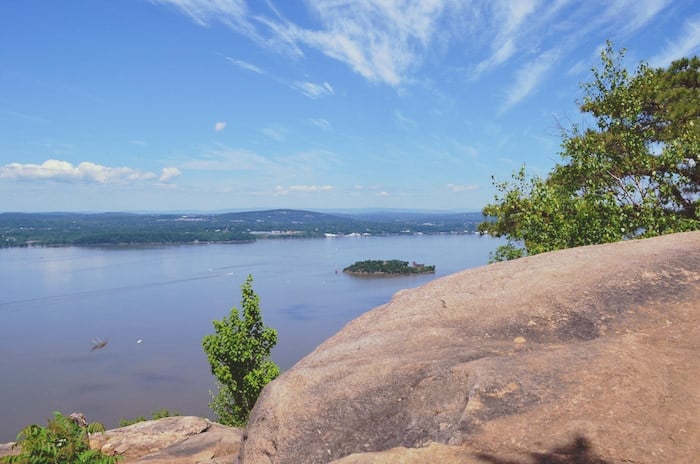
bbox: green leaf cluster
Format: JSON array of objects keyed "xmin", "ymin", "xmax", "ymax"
[
  {"xmin": 480, "ymin": 42, "xmax": 699, "ymax": 260},
  {"xmin": 202, "ymin": 275, "xmax": 280, "ymax": 426},
  {"xmin": 1, "ymin": 411, "xmax": 119, "ymax": 464}
]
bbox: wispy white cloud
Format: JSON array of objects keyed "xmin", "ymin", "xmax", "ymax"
[
  {"xmin": 274, "ymin": 184, "xmax": 334, "ymax": 195},
  {"xmin": 180, "ymin": 147, "xmax": 275, "ymax": 171},
  {"xmin": 151, "ymin": 0, "xmax": 240, "ymax": 25},
  {"xmin": 623, "ymin": 0, "xmax": 670, "ymax": 34},
  {"xmin": 499, "ymin": 48, "xmax": 561, "ymax": 114},
  {"xmin": 649, "ymin": 15, "xmax": 700, "ymax": 68},
  {"xmin": 291, "ymin": 1, "xmax": 452, "ymax": 87},
  {"xmin": 473, "ymin": 0, "xmax": 539, "ymax": 77},
  {"xmin": 0, "ymin": 159, "xmax": 163, "ymax": 184},
  {"xmin": 393, "ymin": 110, "xmax": 416, "ymax": 127},
  {"xmin": 0, "ymin": 108, "xmax": 50, "ymax": 123},
  {"xmin": 471, "ymin": 0, "xmax": 671, "ymax": 80},
  {"xmin": 446, "ymin": 183, "xmax": 478, "ymax": 192},
  {"xmin": 225, "ymin": 57, "xmax": 266, "ymax": 74},
  {"xmin": 473, "ymin": 38, "xmax": 516, "ymax": 78},
  {"xmin": 290, "ymin": 81, "xmax": 334, "ymax": 99},
  {"xmin": 153, "ymin": 0, "xmax": 304, "ymax": 57},
  {"xmin": 153, "ymin": 0, "xmax": 674, "ymax": 92},
  {"xmin": 594, "ymin": 0, "xmax": 670, "ymax": 36},
  {"xmin": 376, "ymin": 191, "xmax": 389, "ymax": 197},
  {"xmin": 310, "ymin": 118, "xmax": 331, "ymax": 131},
  {"xmin": 175, "ymin": 145, "xmax": 338, "ymax": 184},
  {"xmin": 214, "ymin": 121, "xmax": 227, "ymax": 132},
  {"xmin": 566, "ymin": 59, "xmax": 588, "ymax": 77},
  {"xmin": 154, "ymin": 0, "xmax": 457, "ymax": 87},
  {"xmin": 151, "ymin": 0, "xmax": 259, "ymax": 39},
  {"xmin": 261, "ymin": 126, "xmax": 287, "ymax": 141}
]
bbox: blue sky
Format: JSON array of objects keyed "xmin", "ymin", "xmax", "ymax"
[{"xmin": 1, "ymin": 1, "xmax": 699, "ymax": 212}]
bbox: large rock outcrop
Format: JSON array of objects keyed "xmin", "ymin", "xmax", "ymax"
[{"xmin": 241, "ymin": 231, "xmax": 700, "ymax": 463}]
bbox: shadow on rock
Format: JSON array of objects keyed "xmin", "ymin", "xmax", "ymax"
[{"xmin": 475, "ymin": 435, "xmax": 610, "ymax": 464}]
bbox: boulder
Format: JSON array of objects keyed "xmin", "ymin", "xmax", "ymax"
[
  {"xmin": 0, "ymin": 416, "xmax": 243, "ymax": 463},
  {"xmin": 89, "ymin": 416, "xmax": 242, "ymax": 463},
  {"xmin": 240, "ymin": 231, "xmax": 700, "ymax": 463}
]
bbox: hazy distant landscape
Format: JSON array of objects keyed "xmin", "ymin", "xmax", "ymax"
[{"xmin": 0, "ymin": 209, "xmax": 483, "ymax": 247}]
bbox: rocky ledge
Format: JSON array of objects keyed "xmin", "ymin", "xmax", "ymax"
[{"xmin": 1, "ymin": 416, "xmax": 243, "ymax": 464}]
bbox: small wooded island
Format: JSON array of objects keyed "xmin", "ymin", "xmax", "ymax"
[{"xmin": 343, "ymin": 259, "xmax": 435, "ymax": 276}]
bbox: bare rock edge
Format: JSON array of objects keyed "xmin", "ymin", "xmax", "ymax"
[{"xmin": 2, "ymin": 232, "xmax": 698, "ymax": 463}]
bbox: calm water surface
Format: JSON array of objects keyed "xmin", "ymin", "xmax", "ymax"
[{"xmin": 0, "ymin": 234, "xmax": 502, "ymax": 440}]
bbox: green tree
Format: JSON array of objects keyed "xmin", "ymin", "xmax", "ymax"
[
  {"xmin": 202, "ymin": 275, "xmax": 280, "ymax": 426},
  {"xmin": 1, "ymin": 411, "xmax": 119, "ymax": 464},
  {"xmin": 479, "ymin": 42, "xmax": 699, "ymax": 259}
]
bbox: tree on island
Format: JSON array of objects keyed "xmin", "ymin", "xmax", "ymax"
[
  {"xmin": 202, "ymin": 275, "xmax": 280, "ymax": 426},
  {"xmin": 479, "ymin": 42, "xmax": 699, "ymax": 261},
  {"xmin": 343, "ymin": 259, "xmax": 435, "ymax": 275}
]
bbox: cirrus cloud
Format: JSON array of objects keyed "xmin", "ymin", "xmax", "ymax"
[
  {"xmin": 447, "ymin": 183, "xmax": 478, "ymax": 192},
  {"xmin": 274, "ymin": 184, "xmax": 334, "ymax": 195},
  {"xmin": 290, "ymin": 81, "xmax": 334, "ymax": 99}
]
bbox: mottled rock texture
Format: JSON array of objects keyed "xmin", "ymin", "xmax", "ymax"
[{"xmin": 241, "ymin": 231, "xmax": 699, "ymax": 464}]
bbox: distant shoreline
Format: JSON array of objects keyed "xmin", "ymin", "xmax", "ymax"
[{"xmin": 1, "ymin": 209, "xmax": 484, "ymax": 249}]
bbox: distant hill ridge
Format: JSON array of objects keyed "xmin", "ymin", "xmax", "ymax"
[{"xmin": 0, "ymin": 209, "xmax": 483, "ymax": 247}]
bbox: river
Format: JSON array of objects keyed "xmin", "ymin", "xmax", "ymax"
[{"xmin": 0, "ymin": 234, "xmax": 502, "ymax": 440}]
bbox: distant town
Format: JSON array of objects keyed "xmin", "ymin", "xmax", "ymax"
[{"xmin": 0, "ymin": 209, "xmax": 484, "ymax": 247}]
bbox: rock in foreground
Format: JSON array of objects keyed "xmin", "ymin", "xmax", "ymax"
[
  {"xmin": 242, "ymin": 232, "xmax": 700, "ymax": 463},
  {"xmin": 89, "ymin": 416, "xmax": 242, "ymax": 463}
]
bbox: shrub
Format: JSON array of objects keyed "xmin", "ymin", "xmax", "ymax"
[
  {"xmin": 202, "ymin": 275, "xmax": 280, "ymax": 426},
  {"xmin": 0, "ymin": 411, "xmax": 119, "ymax": 464}
]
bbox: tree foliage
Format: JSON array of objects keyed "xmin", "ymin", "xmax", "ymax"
[
  {"xmin": 0, "ymin": 411, "xmax": 119, "ymax": 464},
  {"xmin": 343, "ymin": 259, "xmax": 435, "ymax": 275},
  {"xmin": 202, "ymin": 275, "xmax": 280, "ymax": 426},
  {"xmin": 479, "ymin": 42, "xmax": 699, "ymax": 259}
]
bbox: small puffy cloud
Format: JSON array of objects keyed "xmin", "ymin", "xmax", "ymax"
[
  {"xmin": 376, "ymin": 191, "xmax": 390, "ymax": 197},
  {"xmin": 447, "ymin": 183, "xmax": 478, "ymax": 193},
  {"xmin": 275, "ymin": 184, "xmax": 334, "ymax": 195},
  {"xmin": 0, "ymin": 159, "xmax": 158, "ymax": 183},
  {"xmin": 291, "ymin": 81, "xmax": 334, "ymax": 99},
  {"xmin": 159, "ymin": 167, "xmax": 182, "ymax": 182},
  {"xmin": 215, "ymin": 121, "xmax": 227, "ymax": 132}
]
